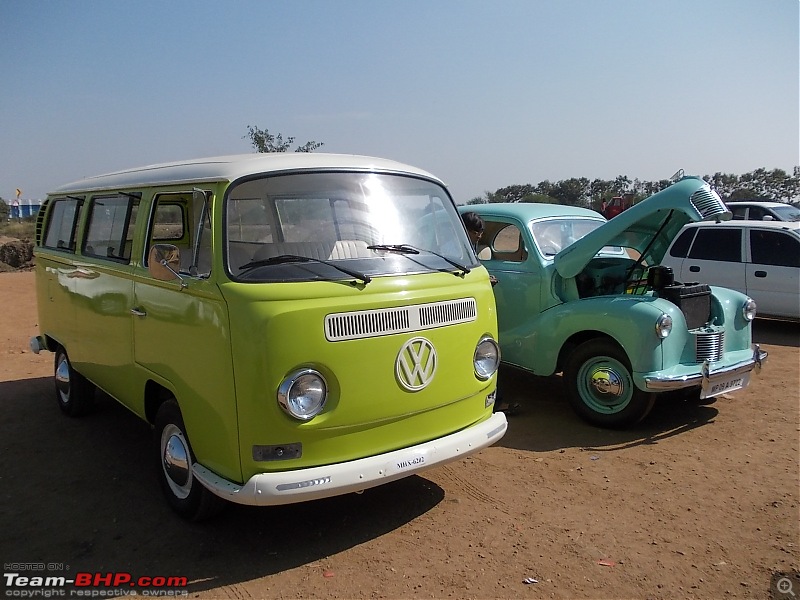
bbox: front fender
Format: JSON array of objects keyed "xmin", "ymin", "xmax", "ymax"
[{"xmin": 500, "ymin": 295, "xmax": 670, "ymax": 375}]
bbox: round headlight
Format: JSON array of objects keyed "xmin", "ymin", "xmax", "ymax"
[
  {"xmin": 474, "ymin": 337, "xmax": 500, "ymax": 380},
  {"xmin": 655, "ymin": 313, "xmax": 673, "ymax": 339},
  {"xmin": 277, "ymin": 369, "xmax": 328, "ymax": 421},
  {"xmin": 743, "ymin": 298, "xmax": 757, "ymax": 322}
]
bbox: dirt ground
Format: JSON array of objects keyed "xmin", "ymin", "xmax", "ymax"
[{"xmin": 1, "ymin": 270, "xmax": 798, "ymax": 600}]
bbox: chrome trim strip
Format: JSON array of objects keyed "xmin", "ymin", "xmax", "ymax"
[{"xmin": 645, "ymin": 345, "xmax": 768, "ymax": 391}]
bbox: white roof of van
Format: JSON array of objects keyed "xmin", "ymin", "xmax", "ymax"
[{"xmin": 50, "ymin": 153, "xmax": 443, "ymax": 194}]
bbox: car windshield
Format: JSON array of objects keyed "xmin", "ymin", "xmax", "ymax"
[
  {"xmin": 772, "ymin": 205, "xmax": 800, "ymax": 222},
  {"xmin": 529, "ymin": 217, "xmax": 624, "ymax": 257},
  {"xmin": 225, "ymin": 172, "xmax": 476, "ymax": 281}
]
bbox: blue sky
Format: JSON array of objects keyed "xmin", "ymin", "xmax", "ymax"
[{"xmin": 1, "ymin": 0, "xmax": 797, "ymax": 204}]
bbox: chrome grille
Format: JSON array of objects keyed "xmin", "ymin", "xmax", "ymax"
[
  {"xmin": 690, "ymin": 186, "xmax": 728, "ymax": 220},
  {"xmin": 325, "ymin": 298, "xmax": 477, "ymax": 341},
  {"xmin": 695, "ymin": 330, "xmax": 724, "ymax": 362}
]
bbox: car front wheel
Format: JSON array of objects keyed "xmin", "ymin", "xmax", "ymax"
[
  {"xmin": 564, "ymin": 339, "xmax": 656, "ymax": 428},
  {"xmin": 154, "ymin": 399, "xmax": 225, "ymax": 521}
]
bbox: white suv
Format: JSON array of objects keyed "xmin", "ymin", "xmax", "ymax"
[
  {"xmin": 726, "ymin": 201, "xmax": 800, "ymax": 222},
  {"xmin": 662, "ymin": 221, "xmax": 800, "ymax": 320}
]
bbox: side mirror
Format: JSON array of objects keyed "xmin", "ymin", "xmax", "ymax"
[
  {"xmin": 148, "ymin": 244, "xmax": 185, "ymax": 287},
  {"xmin": 762, "ymin": 215, "xmax": 774, "ymax": 221}
]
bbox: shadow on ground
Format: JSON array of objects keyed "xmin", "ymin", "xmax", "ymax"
[
  {"xmin": 0, "ymin": 378, "xmax": 444, "ymax": 593},
  {"xmin": 496, "ymin": 366, "xmax": 719, "ymax": 454}
]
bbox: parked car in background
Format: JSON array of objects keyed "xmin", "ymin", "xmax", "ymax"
[
  {"xmin": 726, "ymin": 200, "xmax": 800, "ymax": 222},
  {"xmin": 461, "ymin": 176, "xmax": 767, "ymax": 428},
  {"xmin": 662, "ymin": 221, "xmax": 800, "ymax": 321}
]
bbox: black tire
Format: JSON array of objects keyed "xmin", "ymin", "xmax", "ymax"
[
  {"xmin": 154, "ymin": 399, "xmax": 225, "ymax": 521},
  {"xmin": 54, "ymin": 346, "xmax": 95, "ymax": 417},
  {"xmin": 564, "ymin": 339, "xmax": 656, "ymax": 428}
]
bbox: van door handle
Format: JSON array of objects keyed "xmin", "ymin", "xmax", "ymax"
[
  {"xmin": 130, "ymin": 308, "xmax": 147, "ymax": 317},
  {"xmin": 689, "ymin": 265, "xmax": 700, "ymax": 272},
  {"xmin": 754, "ymin": 271, "xmax": 767, "ymax": 278}
]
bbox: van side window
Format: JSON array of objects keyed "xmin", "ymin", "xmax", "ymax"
[
  {"xmin": 751, "ymin": 230, "xmax": 800, "ymax": 268},
  {"xmin": 83, "ymin": 194, "xmax": 139, "ymax": 262},
  {"xmin": 688, "ymin": 228, "xmax": 742, "ymax": 262},
  {"xmin": 147, "ymin": 194, "xmax": 211, "ymax": 277},
  {"xmin": 43, "ymin": 197, "xmax": 83, "ymax": 252}
]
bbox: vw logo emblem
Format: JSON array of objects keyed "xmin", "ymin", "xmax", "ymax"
[{"xmin": 396, "ymin": 337, "xmax": 437, "ymax": 391}]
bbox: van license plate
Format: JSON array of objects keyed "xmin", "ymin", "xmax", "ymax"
[{"xmin": 701, "ymin": 373, "xmax": 750, "ymax": 399}]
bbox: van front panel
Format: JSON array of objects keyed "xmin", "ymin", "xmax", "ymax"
[{"xmin": 221, "ymin": 271, "xmax": 498, "ymax": 481}]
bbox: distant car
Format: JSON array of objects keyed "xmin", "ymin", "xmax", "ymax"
[
  {"xmin": 460, "ymin": 176, "xmax": 767, "ymax": 428},
  {"xmin": 725, "ymin": 201, "xmax": 800, "ymax": 222},
  {"xmin": 661, "ymin": 221, "xmax": 800, "ymax": 321}
]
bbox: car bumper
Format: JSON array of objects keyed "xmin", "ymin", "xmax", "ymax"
[
  {"xmin": 643, "ymin": 344, "xmax": 767, "ymax": 392},
  {"xmin": 192, "ymin": 412, "xmax": 508, "ymax": 506}
]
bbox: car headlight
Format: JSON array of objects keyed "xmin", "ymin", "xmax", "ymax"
[
  {"xmin": 655, "ymin": 313, "xmax": 673, "ymax": 339},
  {"xmin": 743, "ymin": 298, "xmax": 757, "ymax": 322},
  {"xmin": 277, "ymin": 369, "xmax": 328, "ymax": 421},
  {"xmin": 474, "ymin": 336, "xmax": 500, "ymax": 380}
]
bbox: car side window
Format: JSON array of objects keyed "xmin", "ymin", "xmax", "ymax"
[
  {"xmin": 484, "ymin": 223, "xmax": 527, "ymax": 262},
  {"xmin": 749, "ymin": 206, "xmax": 768, "ymax": 221},
  {"xmin": 750, "ymin": 230, "xmax": 800, "ymax": 268},
  {"xmin": 730, "ymin": 206, "xmax": 747, "ymax": 220},
  {"xmin": 688, "ymin": 228, "xmax": 742, "ymax": 262},
  {"xmin": 669, "ymin": 228, "xmax": 696, "ymax": 258}
]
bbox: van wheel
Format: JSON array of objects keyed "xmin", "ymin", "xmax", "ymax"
[
  {"xmin": 54, "ymin": 347, "xmax": 95, "ymax": 417},
  {"xmin": 154, "ymin": 399, "xmax": 225, "ymax": 521},
  {"xmin": 564, "ymin": 339, "xmax": 656, "ymax": 428}
]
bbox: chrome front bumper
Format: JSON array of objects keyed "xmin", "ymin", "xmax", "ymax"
[
  {"xmin": 192, "ymin": 412, "xmax": 508, "ymax": 506},
  {"xmin": 644, "ymin": 344, "xmax": 768, "ymax": 392}
]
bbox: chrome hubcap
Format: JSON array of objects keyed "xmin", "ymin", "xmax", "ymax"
[
  {"xmin": 55, "ymin": 356, "xmax": 71, "ymax": 402},
  {"xmin": 589, "ymin": 367, "xmax": 624, "ymax": 397},
  {"xmin": 161, "ymin": 425, "xmax": 191, "ymax": 499}
]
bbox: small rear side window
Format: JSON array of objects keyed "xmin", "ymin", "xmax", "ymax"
[
  {"xmin": 688, "ymin": 228, "xmax": 742, "ymax": 262},
  {"xmin": 43, "ymin": 197, "xmax": 83, "ymax": 252},
  {"xmin": 668, "ymin": 228, "xmax": 696, "ymax": 258}
]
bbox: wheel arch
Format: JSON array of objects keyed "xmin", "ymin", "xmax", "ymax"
[
  {"xmin": 557, "ymin": 330, "xmax": 624, "ymax": 373},
  {"xmin": 144, "ymin": 380, "xmax": 178, "ymax": 425}
]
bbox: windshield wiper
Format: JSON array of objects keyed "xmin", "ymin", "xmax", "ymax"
[
  {"xmin": 367, "ymin": 244, "xmax": 470, "ymax": 275},
  {"xmin": 239, "ymin": 254, "xmax": 371, "ymax": 284}
]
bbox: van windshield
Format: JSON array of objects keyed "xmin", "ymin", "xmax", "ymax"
[{"xmin": 226, "ymin": 172, "xmax": 476, "ymax": 281}]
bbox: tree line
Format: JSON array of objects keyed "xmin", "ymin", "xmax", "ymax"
[{"xmin": 467, "ymin": 167, "xmax": 800, "ymax": 209}]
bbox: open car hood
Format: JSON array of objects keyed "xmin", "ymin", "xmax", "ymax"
[{"xmin": 555, "ymin": 177, "xmax": 730, "ymax": 279}]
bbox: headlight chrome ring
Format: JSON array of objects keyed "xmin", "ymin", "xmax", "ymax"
[
  {"xmin": 277, "ymin": 368, "xmax": 328, "ymax": 421},
  {"xmin": 743, "ymin": 298, "xmax": 757, "ymax": 322},
  {"xmin": 655, "ymin": 313, "xmax": 673, "ymax": 339},
  {"xmin": 474, "ymin": 336, "xmax": 500, "ymax": 380}
]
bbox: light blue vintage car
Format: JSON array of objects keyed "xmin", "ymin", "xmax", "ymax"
[{"xmin": 460, "ymin": 176, "xmax": 768, "ymax": 428}]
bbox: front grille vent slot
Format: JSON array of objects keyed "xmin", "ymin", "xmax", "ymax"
[
  {"xmin": 695, "ymin": 330, "xmax": 724, "ymax": 363},
  {"xmin": 690, "ymin": 186, "xmax": 728, "ymax": 220},
  {"xmin": 325, "ymin": 298, "xmax": 477, "ymax": 341}
]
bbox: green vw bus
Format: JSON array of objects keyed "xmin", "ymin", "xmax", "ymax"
[{"xmin": 31, "ymin": 154, "xmax": 506, "ymax": 519}]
